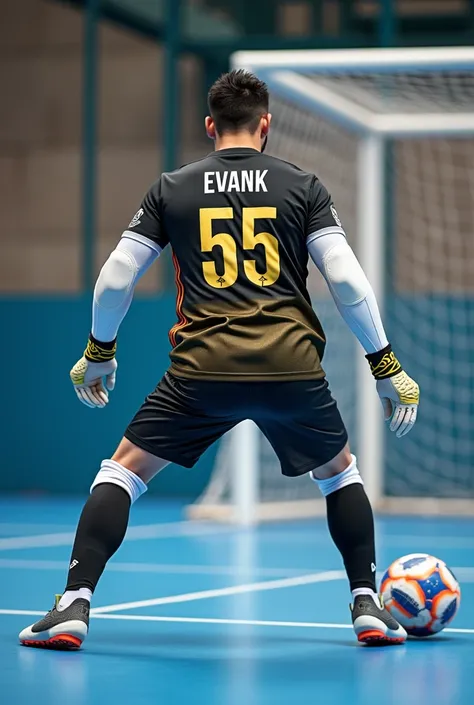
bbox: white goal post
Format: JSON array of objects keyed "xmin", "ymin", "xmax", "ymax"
[{"xmin": 187, "ymin": 47, "xmax": 474, "ymax": 523}]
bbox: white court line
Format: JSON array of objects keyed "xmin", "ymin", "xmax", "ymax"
[
  {"xmin": 91, "ymin": 571, "xmax": 346, "ymax": 614},
  {"xmin": 0, "ymin": 532, "xmax": 77, "ymax": 551},
  {"xmin": 0, "ymin": 524, "xmax": 75, "ymax": 532},
  {"xmin": 1, "ymin": 559, "xmax": 473, "ymax": 582},
  {"xmin": 0, "ymin": 559, "xmax": 306, "ymax": 578},
  {"xmin": 1, "ymin": 609, "xmax": 473, "ymax": 634},
  {"xmin": 381, "ymin": 535, "xmax": 474, "ymax": 550},
  {"xmin": 257, "ymin": 532, "xmax": 474, "ymax": 549},
  {"xmin": 4, "ymin": 523, "xmax": 474, "ymax": 551},
  {"xmin": 0, "ymin": 521, "xmax": 228, "ymax": 551}
]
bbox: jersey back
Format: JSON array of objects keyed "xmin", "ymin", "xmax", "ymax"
[{"xmin": 126, "ymin": 147, "xmax": 344, "ymax": 381}]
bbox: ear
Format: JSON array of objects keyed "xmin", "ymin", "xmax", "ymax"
[
  {"xmin": 261, "ymin": 113, "xmax": 272, "ymax": 137},
  {"xmin": 205, "ymin": 116, "xmax": 216, "ymax": 140}
]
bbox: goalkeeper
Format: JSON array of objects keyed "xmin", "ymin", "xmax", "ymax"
[{"xmin": 19, "ymin": 69, "xmax": 419, "ymax": 650}]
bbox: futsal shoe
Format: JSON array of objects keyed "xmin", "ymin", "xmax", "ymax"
[
  {"xmin": 351, "ymin": 594, "xmax": 407, "ymax": 645},
  {"xmin": 19, "ymin": 596, "xmax": 89, "ymax": 650}
]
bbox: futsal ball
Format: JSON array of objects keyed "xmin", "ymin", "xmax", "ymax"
[{"xmin": 381, "ymin": 553, "xmax": 461, "ymax": 637}]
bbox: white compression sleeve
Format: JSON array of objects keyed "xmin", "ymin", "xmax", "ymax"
[
  {"xmin": 91, "ymin": 233, "xmax": 161, "ymax": 342},
  {"xmin": 307, "ymin": 231, "xmax": 389, "ymax": 354}
]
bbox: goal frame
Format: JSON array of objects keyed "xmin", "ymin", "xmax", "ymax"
[{"xmin": 188, "ymin": 47, "xmax": 474, "ymax": 523}]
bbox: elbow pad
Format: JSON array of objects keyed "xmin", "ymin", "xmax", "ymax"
[
  {"xmin": 321, "ymin": 242, "xmax": 369, "ymax": 306},
  {"xmin": 94, "ymin": 249, "xmax": 138, "ymax": 309}
]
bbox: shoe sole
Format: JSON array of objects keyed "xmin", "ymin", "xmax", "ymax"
[
  {"xmin": 21, "ymin": 634, "xmax": 83, "ymax": 650},
  {"xmin": 19, "ymin": 618, "xmax": 88, "ymax": 648},
  {"xmin": 357, "ymin": 629, "xmax": 406, "ymax": 646}
]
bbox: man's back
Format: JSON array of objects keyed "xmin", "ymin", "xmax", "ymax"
[
  {"xmin": 28, "ymin": 69, "xmax": 416, "ymax": 655},
  {"xmin": 134, "ymin": 147, "xmax": 343, "ymax": 380}
]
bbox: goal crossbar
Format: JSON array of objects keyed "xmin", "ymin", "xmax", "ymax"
[
  {"xmin": 234, "ymin": 46, "xmax": 474, "ymax": 73},
  {"xmin": 262, "ymin": 70, "xmax": 474, "ymax": 137}
]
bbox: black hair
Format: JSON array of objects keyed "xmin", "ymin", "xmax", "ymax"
[{"xmin": 208, "ymin": 69, "xmax": 269, "ymax": 135}]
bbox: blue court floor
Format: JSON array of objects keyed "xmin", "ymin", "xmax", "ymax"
[{"xmin": 1, "ymin": 497, "xmax": 473, "ymax": 705}]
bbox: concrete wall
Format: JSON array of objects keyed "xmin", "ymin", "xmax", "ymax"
[{"xmin": 0, "ymin": 0, "xmax": 208, "ymax": 293}]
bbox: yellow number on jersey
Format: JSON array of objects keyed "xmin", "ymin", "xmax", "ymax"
[
  {"xmin": 199, "ymin": 207, "xmax": 279, "ymax": 289},
  {"xmin": 243, "ymin": 207, "xmax": 279, "ymax": 287},
  {"xmin": 200, "ymin": 208, "xmax": 238, "ymax": 289}
]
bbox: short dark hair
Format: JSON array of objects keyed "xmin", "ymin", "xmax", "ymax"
[{"xmin": 208, "ymin": 70, "xmax": 269, "ymax": 135}]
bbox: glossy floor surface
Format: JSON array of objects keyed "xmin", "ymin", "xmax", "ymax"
[{"xmin": 1, "ymin": 498, "xmax": 473, "ymax": 705}]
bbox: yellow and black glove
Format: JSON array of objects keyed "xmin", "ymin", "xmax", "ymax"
[
  {"xmin": 69, "ymin": 334, "xmax": 117, "ymax": 408},
  {"xmin": 366, "ymin": 344, "xmax": 419, "ymax": 438}
]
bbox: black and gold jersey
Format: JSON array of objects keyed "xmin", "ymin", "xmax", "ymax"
[{"xmin": 126, "ymin": 147, "xmax": 344, "ymax": 381}]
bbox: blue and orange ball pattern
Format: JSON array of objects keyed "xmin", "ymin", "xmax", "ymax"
[{"xmin": 381, "ymin": 553, "xmax": 461, "ymax": 637}]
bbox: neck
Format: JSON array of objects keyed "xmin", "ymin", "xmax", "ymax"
[{"xmin": 214, "ymin": 132, "xmax": 262, "ymax": 152}]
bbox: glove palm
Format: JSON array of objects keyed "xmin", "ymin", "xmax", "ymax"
[
  {"xmin": 376, "ymin": 370, "xmax": 419, "ymax": 438},
  {"xmin": 70, "ymin": 356, "xmax": 117, "ymax": 408}
]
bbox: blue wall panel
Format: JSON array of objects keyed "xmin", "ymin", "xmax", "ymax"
[
  {"xmin": 1, "ymin": 295, "xmax": 472, "ymax": 498},
  {"xmin": 0, "ymin": 297, "xmax": 215, "ymax": 498}
]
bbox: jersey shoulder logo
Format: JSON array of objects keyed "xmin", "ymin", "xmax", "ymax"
[
  {"xmin": 330, "ymin": 204, "xmax": 342, "ymax": 227},
  {"xmin": 128, "ymin": 208, "xmax": 144, "ymax": 228}
]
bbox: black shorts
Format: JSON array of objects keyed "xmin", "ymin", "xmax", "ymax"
[{"xmin": 125, "ymin": 372, "xmax": 348, "ymax": 477}]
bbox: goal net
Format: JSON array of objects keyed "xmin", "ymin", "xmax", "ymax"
[{"xmin": 188, "ymin": 48, "xmax": 474, "ymax": 522}]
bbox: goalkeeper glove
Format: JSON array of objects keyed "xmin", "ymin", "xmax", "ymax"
[
  {"xmin": 69, "ymin": 334, "xmax": 117, "ymax": 408},
  {"xmin": 366, "ymin": 344, "xmax": 419, "ymax": 438}
]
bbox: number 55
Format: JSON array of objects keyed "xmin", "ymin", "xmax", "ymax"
[{"xmin": 200, "ymin": 207, "xmax": 280, "ymax": 289}]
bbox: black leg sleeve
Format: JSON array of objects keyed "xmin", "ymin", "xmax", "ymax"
[
  {"xmin": 65, "ymin": 483, "xmax": 131, "ymax": 592},
  {"xmin": 325, "ymin": 483, "xmax": 377, "ymax": 592}
]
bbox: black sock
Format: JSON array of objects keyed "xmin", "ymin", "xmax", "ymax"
[
  {"xmin": 325, "ymin": 483, "xmax": 377, "ymax": 592},
  {"xmin": 65, "ymin": 483, "xmax": 131, "ymax": 592}
]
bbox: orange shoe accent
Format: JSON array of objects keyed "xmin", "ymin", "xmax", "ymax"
[
  {"xmin": 358, "ymin": 629, "xmax": 405, "ymax": 645},
  {"xmin": 21, "ymin": 634, "xmax": 82, "ymax": 650},
  {"xmin": 358, "ymin": 629, "xmax": 385, "ymax": 641}
]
